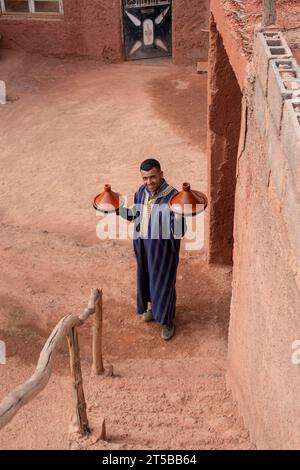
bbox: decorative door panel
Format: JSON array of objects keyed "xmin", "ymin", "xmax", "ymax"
[{"xmin": 123, "ymin": 1, "xmax": 172, "ymax": 60}]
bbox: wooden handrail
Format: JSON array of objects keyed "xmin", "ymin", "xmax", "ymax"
[{"xmin": 0, "ymin": 288, "xmax": 103, "ymax": 434}]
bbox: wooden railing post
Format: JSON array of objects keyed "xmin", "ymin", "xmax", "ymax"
[
  {"xmin": 67, "ymin": 327, "xmax": 90, "ymax": 435},
  {"xmin": 263, "ymin": 0, "xmax": 277, "ymax": 26},
  {"xmin": 92, "ymin": 289, "xmax": 104, "ymax": 375}
]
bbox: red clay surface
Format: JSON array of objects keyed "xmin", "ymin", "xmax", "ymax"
[{"xmin": 0, "ymin": 50, "xmax": 253, "ymax": 449}]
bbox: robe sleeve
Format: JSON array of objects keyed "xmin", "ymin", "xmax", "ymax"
[
  {"xmin": 117, "ymin": 191, "xmax": 139, "ymax": 222},
  {"xmin": 171, "ymin": 211, "xmax": 187, "ymax": 239}
]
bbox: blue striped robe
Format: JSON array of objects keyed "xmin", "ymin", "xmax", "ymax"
[{"xmin": 120, "ymin": 180, "xmax": 186, "ymax": 326}]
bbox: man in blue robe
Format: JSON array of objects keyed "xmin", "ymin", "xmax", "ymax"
[{"xmin": 118, "ymin": 159, "xmax": 186, "ymax": 340}]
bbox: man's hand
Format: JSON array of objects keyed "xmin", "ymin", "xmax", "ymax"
[
  {"xmin": 173, "ymin": 211, "xmax": 187, "ymax": 238},
  {"xmin": 174, "ymin": 212, "xmax": 183, "ymax": 221}
]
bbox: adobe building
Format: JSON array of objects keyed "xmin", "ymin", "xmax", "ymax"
[
  {"xmin": 208, "ymin": 0, "xmax": 300, "ymax": 449},
  {"xmin": 0, "ymin": 0, "xmax": 209, "ymax": 64}
]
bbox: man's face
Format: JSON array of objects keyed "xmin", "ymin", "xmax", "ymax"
[{"xmin": 140, "ymin": 167, "xmax": 164, "ymax": 193}]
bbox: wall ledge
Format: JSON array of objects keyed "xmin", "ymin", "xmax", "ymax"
[
  {"xmin": 0, "ymin": 14, "xmax": 64, "ymax": 23},
  {"xmin": 210, "ymin": 0, "xmax": 249, "ymax": 90}
]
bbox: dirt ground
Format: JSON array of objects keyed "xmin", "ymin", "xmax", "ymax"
[{"xmin": 0, "ymin": 50, "xmax": 254, "ymax": 450}]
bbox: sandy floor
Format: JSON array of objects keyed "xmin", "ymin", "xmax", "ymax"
[{"xmin": 0, "ymin": 50, "xmax": 254, "ymax": 450}]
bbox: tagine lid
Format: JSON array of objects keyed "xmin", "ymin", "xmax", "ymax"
[
  {"xmin": 93, "ymin": 184, "xmax": 124, "ymax": 213},
  {"xmin": 169, "ymin": 182, "xmax": 208, "ymax": 216}
]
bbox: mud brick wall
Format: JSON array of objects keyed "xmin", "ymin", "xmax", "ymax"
[
  {"xmin": 0, "ymin": 0, "xmax": 123, "ymax": 61},
  {"xmin": 172, "ymin": 0, "xmax": 209, "ymax": 64},
  {"xmin": 227, "ymin": 31, "xmax": 300, "ymax": 449},
  {"xmin": 206, "ymin": 14, "xmax": 242, "ymax": 265},
  {"xmin": 0, "ymin": 0, "xmax": 209, "ymax": 63}
]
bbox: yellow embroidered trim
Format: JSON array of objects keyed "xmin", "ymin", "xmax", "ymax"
[{"xmin": 140, "ymin": 185, "xmax": 174, "ymax": 238}]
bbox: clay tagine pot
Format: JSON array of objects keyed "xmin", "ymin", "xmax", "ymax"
[
  {"xmin": 93, "ymin": 184, "xmax": 124, "ymax": 213},
  {"xmin": 169, "ymin": 182, "xmax": 208, "ymax": 216}
]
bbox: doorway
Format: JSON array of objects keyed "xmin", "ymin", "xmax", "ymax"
[{"xmin": 122, "ymin": 0, "xmax": 172, "ymax": 60}]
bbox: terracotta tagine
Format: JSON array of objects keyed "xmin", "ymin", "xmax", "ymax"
[
  {"xmin": 169, "ymin": 182, "xmax": 208, "ymax": 216},
  {"xmin": 93, "ymin": 184, "xmax": 124, "ymax": 213}
]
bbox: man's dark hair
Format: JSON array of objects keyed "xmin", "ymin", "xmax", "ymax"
[{"xmin": 140, "ymin": 158, "xmax": 161, "ymax": 172}]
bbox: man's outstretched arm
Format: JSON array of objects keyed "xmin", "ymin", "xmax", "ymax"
[
  {"xmin": 117, "ymin": 192, "xmax": 139, "ymax": 222},
  {"xmin": 117, "ymin": 205, "xmax": 137, "ymax": 222}
]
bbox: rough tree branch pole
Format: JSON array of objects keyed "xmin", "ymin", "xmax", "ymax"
[
  {"xmin": 92, "ymin": 289, "xmax": 104, "ymax": 374},
  {"xmin": 67, "ymin": 327, "xmax": 90, "ymax": 434},
  {"xmin": 263, "ymin": 0, "xmax": 277, "ymax": 26},
  {"xmin": 0, "ymin": 288, "xmax": 102, "ymax": 433}
]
